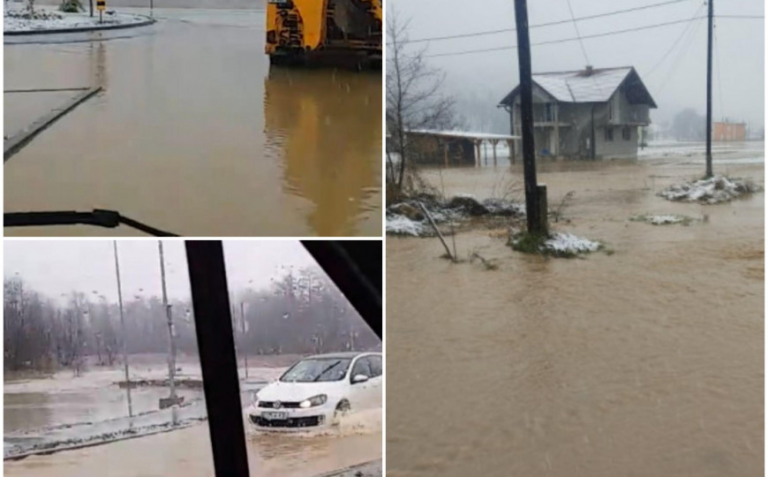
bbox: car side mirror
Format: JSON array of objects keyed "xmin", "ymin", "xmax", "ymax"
[{"xmin": 352, "ymin": 374, "xmax": 369, "ymax": 384}]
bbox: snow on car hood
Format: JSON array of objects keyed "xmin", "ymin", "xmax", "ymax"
[{"xmin": 256, "ymin": 380, "xmax": 343, "ymax": 402}]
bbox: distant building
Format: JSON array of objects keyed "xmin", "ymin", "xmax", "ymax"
[
  {"xmin": 403, "ymin": 129, "xmax": 520, "ymax": 166},
  {"xmin": 713, "ymin": 121, "xmax": 746, "ymax": 142},
  {"xmin": 499, "ymin": 66, "xmax": 657, "ymax": 159}
]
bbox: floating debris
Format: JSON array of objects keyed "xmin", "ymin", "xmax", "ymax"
[{"xmin": 630, "ymin": 214, "xmax": 695, "ymax": 226}]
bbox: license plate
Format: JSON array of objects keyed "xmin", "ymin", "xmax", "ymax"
[{"xmin": 262, "ymin": 411, "xmax": 287, "ymax": 420}]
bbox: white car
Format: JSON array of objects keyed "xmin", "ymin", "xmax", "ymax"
[{"xmin": 247, "ymin": 351, "xmax": 382, "ymax": 430}]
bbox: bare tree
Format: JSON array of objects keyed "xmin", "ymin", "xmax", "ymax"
[
  {"xmin": 386, "ymin": 6, "xmax": 460, "ymax": 192},
  {"xmin": 5, "ymin": 266, "xmax": 380, "ymax": 375}
]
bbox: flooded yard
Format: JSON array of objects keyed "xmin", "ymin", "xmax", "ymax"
[
  {"xmin": 4, "ymin": 6, "xmax": 381, "ymax": 237},
  {"xmin": 386, "ymin": 148, "xmax": 764, "ymax": 476}
]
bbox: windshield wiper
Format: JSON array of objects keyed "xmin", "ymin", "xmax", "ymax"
[
  {"xmin": 313, "ymin": 360, "xmax": 342, "ymax": 382},
  {"xmin": 4, "ymin": 209, "xmax": 178, "ymax": 237}
]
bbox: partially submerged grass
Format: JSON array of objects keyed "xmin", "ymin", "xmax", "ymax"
[{"xmin": 509, "ymin": 231, "xmax": 604, "ymax": 259}]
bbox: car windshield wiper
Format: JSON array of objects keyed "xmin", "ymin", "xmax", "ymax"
[
  {"xmin": 4, "ymin": 209, "xmax": 178, "ymax": 236},
  {"xmin": 313, "ymin": 360, "xmax": 342, "ymax": 382}
]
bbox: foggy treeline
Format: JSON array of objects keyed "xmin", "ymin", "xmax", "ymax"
[{"xmin": 4, "ymin": 267, "xmax": 379, "ymax": 373}]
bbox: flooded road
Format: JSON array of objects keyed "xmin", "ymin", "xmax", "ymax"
[
  {"xmin": 387, "ymin": 153, "xmax": 763, "ymax": 476},
  {"xmin": 4, "ymin": 410, "xmax": 382, "ymax": 477},
  {"xmin": 4, "ymin": 7, "xmax": 381, "ymax": 237},
  {"xmin": 4, "ymin": 387, "xmax": 203, "ymax": 434},
  {"xmin": 4, "ymin": 358, "xmax": 381, "ymax": 475}
]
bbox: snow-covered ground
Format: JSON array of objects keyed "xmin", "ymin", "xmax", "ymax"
[
  {"xmin": 5, "ymin": 364, "xmax": 284, "ymax": 394},
  {"xmin": 659, "ymin": 175, "xmax": 762, "ymax": 204},
  {"xmin": 543, "ymin": 233, "xmax": 601, "ymax": 255},
  {"xmin": 386, "ymin": 214, "xmax": 425, "ymax": 237},
  {"xmin": 639, "ymin": 140, "xmax": 764, "ymax": 162},
  {"xmin": 4, "ymin": 3, "xmax": 150, "ymax": 33}
]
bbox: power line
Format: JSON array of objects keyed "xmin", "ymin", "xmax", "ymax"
[
  {"xmin": 565, "ymin": 0, "xmax": 591, "ymax": 66},
  {"xmin": 655, "ymin": 10, "xmax": 705, "ymax": 95},
  {"xmin": 398, "ymin": 0, "xmax": 695, "ymax": 45},
  {"xmin": 714, "ymin": 19, "xmax": 725, "ymax": 120},
  {"xmin": 425, "ymin": 16, "xmax": 706, "ymax": 59},
  {"xmin": 716, "ymin": 14, "xmax": 764, "ymax": 19},
  {"xmin": 646, "ymin": 2, "xmax": 705, "ymax": 76}
]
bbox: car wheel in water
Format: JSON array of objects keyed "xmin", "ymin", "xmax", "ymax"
[{"xmin": 332, "ymin": 399, "xmax": 350, "ymax": 426}]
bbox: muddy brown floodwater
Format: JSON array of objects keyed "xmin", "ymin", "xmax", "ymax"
[
  {"xmin": 387, "ymin": 152, "xmax": 764, "ymax": 476},
  {"xmin": 4, "ymin": 413, "xmax": 382, "ymax": 477},
  {"xmin": 4, "ymin": 7, "xmax": 381, "ymax": 237}
]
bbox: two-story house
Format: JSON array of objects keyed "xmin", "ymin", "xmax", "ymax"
[{"xmin": 498, "ymin": 66, "xmax": 657, "ymax": 159}]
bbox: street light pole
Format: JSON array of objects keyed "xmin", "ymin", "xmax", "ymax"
[
  {"xmin": 240, "ymin": 301, "xmax": 248, "ymax": 380},
  {"xmin": 113, "ymin": 241, "xmax": 133, "ymax": 418},
  {"xmin": 158, "ymin": 241, "xmax": 178, "ymax": 417}
]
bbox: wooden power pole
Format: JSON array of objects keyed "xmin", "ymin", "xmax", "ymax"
[
  {"xmin": 705, "ymin": 0, "xmax": 714, "ymax": 178},
  {"xmin": 514, "ymin": 0, "xmax": 546, "ymax": 234}
]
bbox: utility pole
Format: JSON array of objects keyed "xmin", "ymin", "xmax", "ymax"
[
  {"xmin": 514, "ymin": 0, "xmax": 545, "ymax": 234},
  {"xmin": 705, "ymin": 0, "xmax": 714, "ymax": 178},
  {"xmin": 240, "ymin": 301, "xmax": 248, "ymax": 380},
  {"xmin": 158, "ymin": 241, "xmax": 178, "ymax": 419},
  {"xmin": 113, "ymin": 241, "xmax": 133, "ymax": 418}
]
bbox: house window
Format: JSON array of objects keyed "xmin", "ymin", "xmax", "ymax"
[
  {"xmin": 544, "ymin": 103, "xmax": 553, "ymax": 122},
  {"xmin": 604, "ymin": 127, "xmax": 614, "ymax": 142},
  {"xmin": 622, "ymin": 127, "xmax": 631, "ymax": 140}
]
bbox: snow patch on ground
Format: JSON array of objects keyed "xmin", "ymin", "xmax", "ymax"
[
  {"xmin": 386, "ymin": 194, "xmax": 525, "ymax": 237},
  {"xmin": 658, "ymin": 175, "xmax": 762, "ymax": 204},
  {"xmin": 4, "ymin": 5, "xmax": 149, "ymax": 32},
  {"xmin": 543, "ymin": 233, "xmax": 601, "ymax": 255},
  {"xmin": 386, "ymin": 214, "xmax": 424, "ymax": 237},
  {"xmin": 4, "ymin": 365, "xmax": 283, "ymax": 394}
]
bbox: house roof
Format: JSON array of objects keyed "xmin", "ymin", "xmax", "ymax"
[
  {"xmin": 406, "ymin": 129, "xmax": 519, "ymax": 141},
  {"xmin": 499, "ymin": 66, "xmax": 657, "ymax": 108}
]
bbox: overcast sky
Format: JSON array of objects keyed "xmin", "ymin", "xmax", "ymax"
[
  {"xmin": 389, "ymin": 0, "xmax": 765, "ymax": 128},
  {"xmin": 4, "ymin": 240, "xmax": 318, "ymax": 303}
]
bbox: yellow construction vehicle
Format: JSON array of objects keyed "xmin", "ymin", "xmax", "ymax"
[{"xmin": 265, "ymin": 0, "xmax": 382, "ymax": 67}]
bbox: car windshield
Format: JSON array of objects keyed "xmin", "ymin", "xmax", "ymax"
[{"xmin": 280, "ymin": 358, "xmax": 352, "ymax": 382}]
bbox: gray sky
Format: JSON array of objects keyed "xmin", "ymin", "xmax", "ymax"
[
  {"xmin": 389, "ymin": 0, "xmax": 765, "ymax": 129},
  {"xmin": 4, "ymin": 240, "xmax": 318, "ymax": 303}
]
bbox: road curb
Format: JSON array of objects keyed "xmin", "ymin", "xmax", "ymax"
[
  {"xmin": 4, "ymin": 419, "xmax": 206, "ymax": 462},
  {"xmin": 312, "ymin": 459, "xmax": 382, "ymax": 477},
  {"xmin": 4, "ymin": 86, "xmax": 102, "ymax": 162},
  {"xmin": 4, "ymin": 15, "xmax": 156, "ymax": 36}
]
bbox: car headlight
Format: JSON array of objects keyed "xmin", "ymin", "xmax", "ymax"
[{"xmin": 299, "ymin": 394, "xmax": 327, "ymax": 408}]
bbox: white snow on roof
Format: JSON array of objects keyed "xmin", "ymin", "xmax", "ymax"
[
  {"xmin": 407, "ymin": 129, "xmax": 520, "ymax": 140},
  {"xmin": 534, "ymin": 67, "xmax": 632, "ymax": 103}
]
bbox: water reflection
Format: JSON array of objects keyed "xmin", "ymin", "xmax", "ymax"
[
  {"xmin": 5, "ymin": 10, "xmax": 382, "ymax": 237},
  {"xmin": 264, "ymin": 67, "xmax": 382, "ymax": 236}
]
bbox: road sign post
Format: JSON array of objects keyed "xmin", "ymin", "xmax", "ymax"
[{"xmin": 97, "ymin": 0, "xmax": 105, "ymax": 23}]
